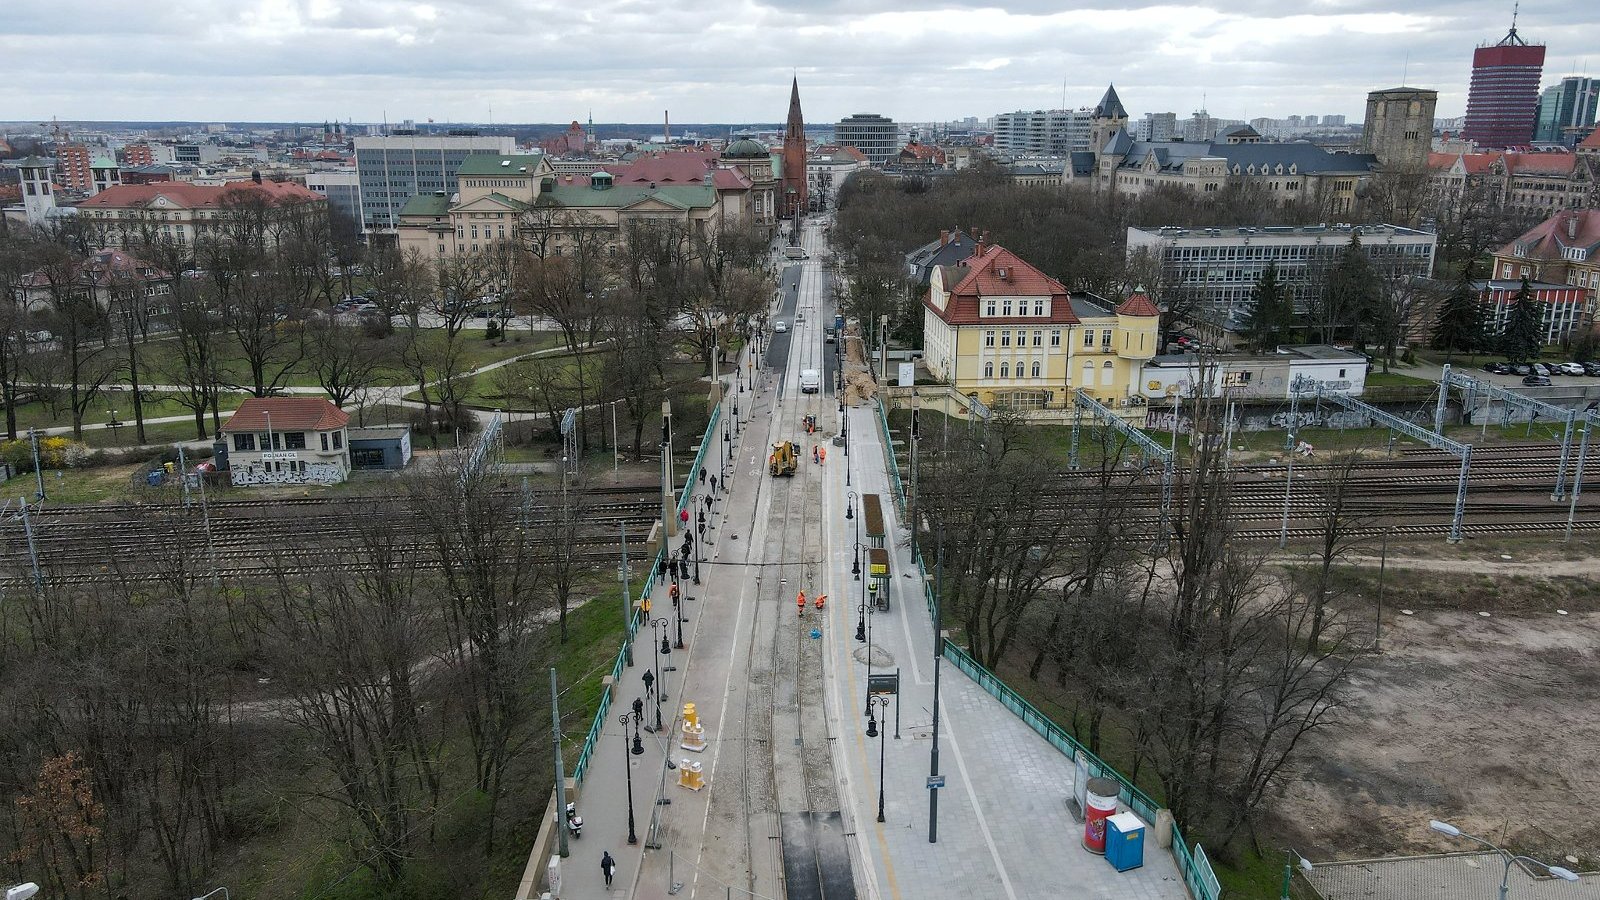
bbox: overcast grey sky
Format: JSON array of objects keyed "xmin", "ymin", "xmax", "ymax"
[{"xmin": 2, "ymin": 0, "xmax": 1596, "ymax": 125}]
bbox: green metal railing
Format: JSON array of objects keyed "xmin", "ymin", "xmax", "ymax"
[
  {"xmin": 873, "ymin": 397, "xmax": 906, "ymax": 520},
  {"xmin": 572, "ymin": 404, "xmax": 721, "ymax": 784}
]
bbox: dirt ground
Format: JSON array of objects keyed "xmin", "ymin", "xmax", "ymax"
[{"xmin": 1274, "ymin": 536, "xmax": 1600, "ymax": 867}]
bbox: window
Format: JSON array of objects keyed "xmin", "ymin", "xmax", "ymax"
[
  {"xmin": 1000, "ymin": 362, "xmax": 1010, "ymax": 378},
  {"xmin": 321, "ymin": 433, "xmax": 330, "ymax": 451},
  {"xmin": 1083, "ymin": 329, "xmax": 1095, "ymax": 347},
  {"xmin": 1002, "ymin": 300, "xmax": 1013, "ymax": 316},
  {"xmin": 1033, "ymin": 300, "xmax": 1045, "ymax": 316},
  {"xmin": 1032, "ymin": 330, "xmax": 1043, "ymax": 347},
  {"xmin": 1030, "ymin": 361, "xmax": 1041, "ymax": 378},
  {"xmin": 284, "ymin": 431, "xmax": 306, "ymax": 450},
  {"xmin": 984, "ymin": 330, "xmax": 995, "ymax": 347},
  {"xmin": 985, "ymin": 300, "xmax": 996, "ymax": 316},
  {"xmin": 1001, "ymin": 331, "xmax": 1011, "ymax": 347},
  {"xmin": 258, "ymin": 432, "xmax": 282, "ymax": 450},
  {"xmin": 1050, "ymin": 329, "xmax": 1061, "ymax": 347},
  {"xmin": 1338, "ymin": 368, "xmax": 1346, "ymax": 378},
  {"xmin": 1101, "ymin": 330, "xmax": 1113, "ymax": 350},
  {"xmin": 1101, "ymin": 360, "xmax": 1114, "ymax": 386},
  {"xmin": 1081, "ymin": 360, "xmax": 1095, "ymax": 386},
  {"xmin": 233, "ymin": 433, "xmax": 255, "ymax": 451},
  {"xmin": 984, "ymin": 361, "xmax": 994, "ymax": 378},
  {"xmin": 333, "ymin": 431, "xmax": 343, "ymax": 450}
]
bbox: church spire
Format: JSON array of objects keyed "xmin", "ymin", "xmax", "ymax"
[{"xmin": 786, "ymin": 77, "xmax": 805, "ymax": 141}]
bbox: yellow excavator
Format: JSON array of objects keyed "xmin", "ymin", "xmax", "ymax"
[{"xmin": 768, "ymin": 441, "xmax": 799, "ymax": 477}]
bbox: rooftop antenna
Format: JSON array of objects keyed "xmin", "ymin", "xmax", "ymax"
[
  {"xmin": 1062, "ymin": 77, "xmax": 1067, "ymax": 108},
  {"xmin": 1402, "ymin": 52, "xmax": 1410, "ymax": 87}
]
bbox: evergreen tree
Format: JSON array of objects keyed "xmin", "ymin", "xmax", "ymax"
[
  {"xmin": 1244, "ymin": 262, "xmax": 1291, "ymax": 350},
  {"xmin": 1318, "ymin": 234, "xmax": 1382, "ymax": 347},
  {"xmin": 1499, "ymin": 277, "xmax": 1545, "ymax": 364},
  {"xmin": 1431, "ymin": 263, "xmax": 1485, "ymax": 362}
]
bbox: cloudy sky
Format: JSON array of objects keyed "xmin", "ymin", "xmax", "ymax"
[{"xmin": 3, "ymin": 0, "xmax": 1596, "ymax": 126}]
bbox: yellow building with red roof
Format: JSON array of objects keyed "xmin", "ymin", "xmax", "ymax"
[{"xmin": 921, "ymin": 238, "xmax": 1157, "ymax": 416}]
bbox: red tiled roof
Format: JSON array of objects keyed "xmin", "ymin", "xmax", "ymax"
[
  {"xmin": 927, "ymin": 244, "xmax": 1079, "ymax": 326},
  {"xmin": 78, "ymin": 180, "xmax": 324, "ymax": 210},
  {"xmin": 223, "ymin": 397, "xmax": 350, "ymax": 433},
  {"xmin": 1580, "ymin": 128, "xmax": 1600, "ymax": 151},
  {"xmin": 1496, "ymin": 208, "xmax": 1600, "ymax": 259},
  {"xmin": 1116, "ymin": 291, "xmax": 1160, "ymax": 317},
  {"xmin": 21, "ymin": 247, "xmax": 168, "ymax": 289},
  {"xmin": 1501, "ymin": 152, "xmax": 1576, "ymax": 175}
]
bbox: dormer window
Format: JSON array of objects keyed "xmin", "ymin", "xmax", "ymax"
[
  {"xmin": 985, "ymin": 299, "xmax": 996, "ymax": 316},
  {"xmin": 1514, "ymin": 243, "xmax": 1528, "ymax": 258},
  {"xmin": 1563, "ymin": 247, "xmax": 1587, "ymax": 262},
  {"xmin": 1002, "ymin": 300, "xmax": 1013, "ymax": 316}
]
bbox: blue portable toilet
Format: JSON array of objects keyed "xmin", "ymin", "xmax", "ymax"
[{"xmin": 1105, "ymin": 812, "xmax": 1146, "ymax": 872}]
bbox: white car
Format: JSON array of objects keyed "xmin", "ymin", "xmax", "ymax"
[
  {"xmin": 799, "ymin": 369, "xmax": 821, "ymax": 393},
  {"xmin": 1558, "ymin": 362, "xmax": 1585, "ymax": 376},
  {"xmin": 774, "ymin": 321, "xmax": 789, "ymax": 333}
]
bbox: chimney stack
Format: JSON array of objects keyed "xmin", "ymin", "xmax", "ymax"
[
  {"xmin": 940, "ymin": 230, "xmax": 949, "ymax": 247},
  {"xmin": 1568, "ymin": 213, "xmax": 1579, "ymax": 241}
]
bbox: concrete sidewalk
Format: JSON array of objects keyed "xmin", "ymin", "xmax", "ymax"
[{"xmin": 817, "ymin": 404, "xmax": 1191, "ymax": 900}]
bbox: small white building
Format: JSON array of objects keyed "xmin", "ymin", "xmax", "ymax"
[
  {"xmin": 220, "ymin": 397, "xmax": 352, "ymax": 486},
  {"xmin": 1140, "ymin": 345, "xmax": 1369, "ymax": 401}
]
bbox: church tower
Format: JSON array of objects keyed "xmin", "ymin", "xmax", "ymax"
[
  {"xmin": 781, "ymin": 77, "xmax": 808, "ymax": 219},
  {"xmin": 18, "ymin": 157, "xmax": 57, "ymax": 226}
]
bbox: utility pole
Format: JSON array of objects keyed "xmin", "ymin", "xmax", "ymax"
[
  {"xmin": 551, "ymin": 668, "xmax": 569, "ymax": 858},
  {"xmin": 661, "ymin": 399, "xmax": 675, "ymax": 537},
  {"xmin": 28, "ymin": 429, "xmax": 44, "ymax": 500},
  {"xmin": 929, "ymin": 522, "xmax": 944, "ymax": 843},
  {"xmin": 620, "ymin": 522, "xmax": 634, "ymax": 667}
]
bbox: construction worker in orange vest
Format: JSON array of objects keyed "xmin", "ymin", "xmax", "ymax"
[
  {"xmin": 819, "ymin": 445, "xmax": 827, "ymax": 465},
  {"xmin": 814, "ymin": 593, "xmax": 827, "ymax": 610},
  {"xmin": 797, "ymin": 590, "xmax": 807, "ymax": 615}
]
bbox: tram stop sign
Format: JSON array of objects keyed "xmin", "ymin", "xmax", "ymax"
[{"xmin": 868, "ymin": 672, "xmax": 899, "ymax": 696}]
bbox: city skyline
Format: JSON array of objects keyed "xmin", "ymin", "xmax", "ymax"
[{"xmin": 3, "ymin": 0, "xmax": 1597, "ymax": 126}]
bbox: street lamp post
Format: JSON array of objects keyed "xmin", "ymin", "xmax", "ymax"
[
  {"xmin": 620, "ymin": 710, "xmax": 644, "ymax": 844},
  {"xmin": 645, "ymin": 616, "xmax": 671, "ymax": 732},
  {"xmin": 1428, "ymin": 819, "xmax": 1580, "ymax": 899},
  {"xmin": 672, "ymin": 569, "xmax": 686, "ymax": 650},
  {"xmin": 190, "ymin": 889, "xmax": 230, "ymax": 900},
  {"xmin": 867, "ymin": 696, "xmax": 889, "ymax": 823}
]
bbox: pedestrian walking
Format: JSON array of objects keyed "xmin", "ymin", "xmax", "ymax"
[
  {"xmin": 601, "ymin": 851, "xmax": 616, "ymax": 888},
  {"xmin": 669, "ymin": 557, "xmax": 679, "ymax": 581},
  {"xmin": 819, "ymin": 446, "xmax": 827, "ymax": 465},
  {"xmin": 704, "ymin": 494, "xmax": 712, "ymax": 513},
  {"xmin": 813, "ymin": 445, "xmax": 820, "ymax": 463},
  {"xmin": 699, "ymin": 467, "xmax": 706, "ymax": 485},
  {"xmin": 814, "ymin": 593, "xmax": 826, "ymax": 610},
  {"xmin": 697, "ymin": 521, "xmax": 706, "ymax": 540},
  {"xmin": 669, "ymin": 582, "xmax": 679, "ymax": 604},
  {"xmin": 797, "ymin": 590, "xmax": 806, "ymax": 615},
  {"xmin": 710, "ymin": 474, "xmax": 718, "ymax": 493}
]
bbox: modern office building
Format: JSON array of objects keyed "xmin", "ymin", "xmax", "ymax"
[
  {"xmin": 1361, "ymin": 87, "xmax": 1439, "ymax": 169},
  {"xmin": 992, "ymin": 108, "xmax": 1094, "ymax": 155},
  {"xmin": 353, "ymin": 131, "xmax": 515, "ymax": 234},
  {"xmin": 1126, "ymin": 223, "xmax": 1438, "ymax": 339},
  {"xmin": 1134, "ymin": 112, "xmax": 1178, "ymax": 142},
  {"xmin": 1534, "ymin": 77, "xmax": 1600, "ymax": 146},
  {"xmin": 304, "ymin": 170, "xmax": 362, "ymax": 225},
  {"xmin": 834, "ymin": 113, "xmax": 899, "ymax": 166},
  {"xmin": 1462, "ymin": 22, "xmax": 1546, "ymax": 148}
]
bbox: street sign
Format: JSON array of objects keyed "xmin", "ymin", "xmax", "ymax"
[
  {"xmin": 868, "ymin": 672, "xmax": 899, "ymax": 696},
  {"xmin": 926, "ymin": 775, "xmax": 946, "ymax": 790},
  {"xmin": 897, "ymin": 362, "xmax": 915, "ymax": 387},
  {"xmin": 260, "ymin": 451, "xmax": 299, "ymax": 462},
  {"xmin": 560, "ymin": 407, "xmax": 577, "ymax": 436}
]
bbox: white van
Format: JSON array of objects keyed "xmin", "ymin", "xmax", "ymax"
[
  {"xmin": 799, "ymin": 369, "xmax": 821, "ymax": 393},
  {"xmin": 784, "ymin": 246, "xmax": 809, "ymax": 260}
]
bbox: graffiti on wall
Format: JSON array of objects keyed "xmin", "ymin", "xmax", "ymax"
[{"xmin": 230, "ymin": 463, "xmax": 345, "ymax": 487}]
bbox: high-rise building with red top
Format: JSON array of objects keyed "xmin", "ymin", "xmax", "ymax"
[
  {"xmin": 781, "ymin": 78, "xmax": 808, "ymax": 219},
  {"xmin": 1463, "ymin": 22, "xmax": 1546, "ymax": 149}
]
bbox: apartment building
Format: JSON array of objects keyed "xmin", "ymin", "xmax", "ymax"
[{"xmin": 353, "ymin": 131, "xmax": 515, "ymax": 234}]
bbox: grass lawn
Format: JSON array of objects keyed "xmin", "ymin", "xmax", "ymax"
[
  {"xmin": 1, "ymin": 463, "xmax": 146, "ymax": 503},
  {"xmin": 1363, "ymin": 371, "xmax": 1432, "ymax": 387},
  {"xmin": 9, "ymin": 389, "xmax": 249, "ymax": 435},
  {"xmin": 128, "ymin": 329, "xmax": 561, "ymax": 393}
]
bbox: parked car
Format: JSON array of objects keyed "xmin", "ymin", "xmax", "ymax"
[
  {"xmin": 1523, "ymin": 374, "xmax": 1553, "ymax": 386},
  {"xmin": 1584, "ymin": 362, "xmax": 1600, "ymax": 377},
  {"xmin": 1560, "ymin": 362, "xmax": 1587, "ymax": 376},
  {"xmin": 1484, "ymin": 362, "xmax": 1511, "ymax": 375},
  {"xmin": 1512, "ymin": 364, "xmax": 1533, "ymax": 376},
  {"xmin": 774, "ymin": 320, "xmax": 788, "ymax": 333},
  {"xmin": 1531, "ymin": 363, "xmax": 1552, "ymax": 377}
]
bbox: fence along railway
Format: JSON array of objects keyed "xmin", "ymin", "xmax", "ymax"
[{"xmin": 0, "ymin": 482, "xmax": 671, "ymax": 585}]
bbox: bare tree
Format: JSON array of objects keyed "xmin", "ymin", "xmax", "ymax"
[{"xmin": 305, "ymin": 318, "xmax": 390, "ymax": 412}]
